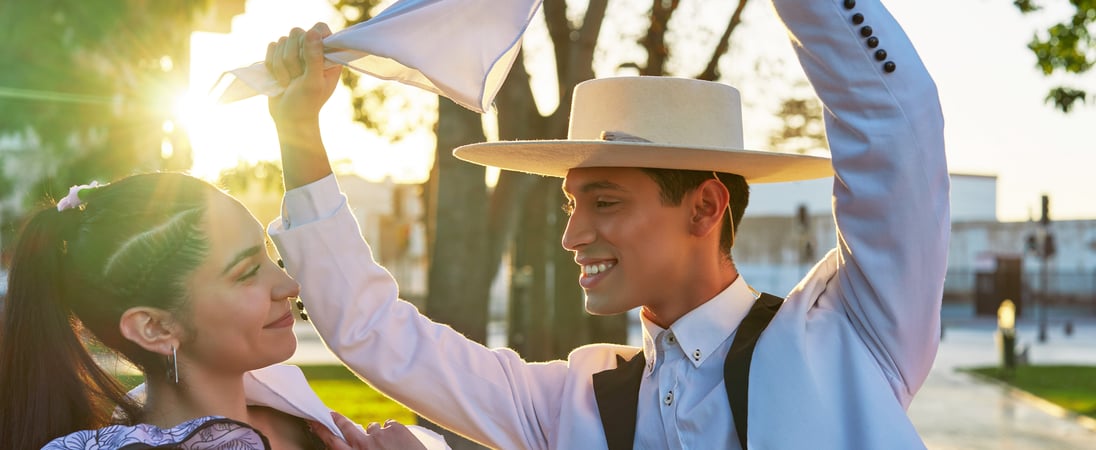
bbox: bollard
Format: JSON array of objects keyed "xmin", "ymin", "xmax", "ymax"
[{"xmin": 997, "ymin": 299, "xmax": 1016, "ymax": 373}]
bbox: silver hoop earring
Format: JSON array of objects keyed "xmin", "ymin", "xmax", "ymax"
[{"xmin": 167, "ymin": 345, "xmax": 179, "ymax": 384}]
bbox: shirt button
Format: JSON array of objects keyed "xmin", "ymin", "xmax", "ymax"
[
  {"xmin": 668, "ymin": 334, "xmax": 676, "ymax": 344},
  {"xmin": 664, "ymin": 391, "xmax": 674, "ymax": 406},
  {"xmin": 693, "ymin": 349, "xmax": 702, "ymax": 361}
]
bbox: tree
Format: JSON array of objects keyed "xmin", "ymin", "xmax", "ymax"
[
  {"xmin": 769, "ymin": 79, "xmax": 827, "ymax": 155},
  {"xmin": 1014, "ymin": 0, "xmax": 1095, "ymax": 112},
  {"xmin": 217, "ymin": 160, "xmax": 286, "ymax": 226},
  {"xmin": 0, "ymin": 0, "xmax": 208, "ymax": 250}
]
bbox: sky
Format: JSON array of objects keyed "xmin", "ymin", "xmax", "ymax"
[{"xmin": 182, "ymin": 0, "xmax": 1096, "ymax": 222}]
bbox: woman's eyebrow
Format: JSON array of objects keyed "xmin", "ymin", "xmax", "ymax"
[{"xmin": 221, "ymin": 245, "xmax": 262, "ymax": 276}]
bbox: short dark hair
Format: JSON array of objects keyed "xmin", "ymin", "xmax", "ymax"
[{"xmin": 639, "ymin": 168, "xmax": 749, "ymax": 257}]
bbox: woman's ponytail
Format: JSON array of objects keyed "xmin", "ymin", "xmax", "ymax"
[{"xmin": 0, "ymin": 208, "xmax": 134, "ymax": 449}]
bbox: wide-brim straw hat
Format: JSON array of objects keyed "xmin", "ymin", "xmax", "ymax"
[{"xmin": 453, "ymin": 76, "xmax": 833, "ymax": 183}]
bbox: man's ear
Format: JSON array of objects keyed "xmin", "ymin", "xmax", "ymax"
[
  {"xmin": 119, "ymin": 307, "xmax": 183, "ymax": 356},
  {"xmin": 689, "ymin": 178, "xmax": 730, "ymax": 238}
]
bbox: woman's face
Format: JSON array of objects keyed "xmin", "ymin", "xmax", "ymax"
[{"xmin": 178, "ymin": 192, "xmax": 300, "ymax": 377}]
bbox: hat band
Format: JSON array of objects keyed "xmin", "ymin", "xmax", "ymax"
[{"xmin": 600, "ymin": 131, "xmax": 652, "ymax": 143}]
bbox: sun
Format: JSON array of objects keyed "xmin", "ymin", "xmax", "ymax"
[
  {"xmin": 177, "ymin": 1, "xmax": 437, "ymax": 187},
  {"xmin": 173, "ymin": 82, "xmax": 282, "ymax": 182}
]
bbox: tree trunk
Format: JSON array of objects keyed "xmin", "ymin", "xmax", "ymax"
[
  {"xmin": 514, "ymin": 178, "xmax": 554, "ymax": 361},
  {"xmin": 421, "ymin": 98, "xmax": 491, "ymax": 450}
]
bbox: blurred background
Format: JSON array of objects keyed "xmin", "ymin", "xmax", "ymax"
[{"xmin": 1, "ymin": 0, "xmax": 1095, "ymax": 446}]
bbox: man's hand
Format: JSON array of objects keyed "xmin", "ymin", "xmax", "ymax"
[
  {"xmin": 310, "ymin": 413, "xmax": 428, "ymax": 450},
  {"xmin": 266, "ymin": 22, "xmax": 341, "ymax": 127},
  {"xmin": 265, "ymin": 22, "xmax": 340, "ymax": 189}
]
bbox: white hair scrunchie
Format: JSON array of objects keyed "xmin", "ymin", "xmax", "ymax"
[{"xmin": 56, "ymin": 181, "xmax": 100, "ymax": 212}]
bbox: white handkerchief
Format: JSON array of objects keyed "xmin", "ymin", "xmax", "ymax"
[
  {"xmin": 244, "ymin": 364, "xmax": 449, "ymax": 449},
  {"xmin": 214, "ymin": 0, "xmax": 542, "ymax": 113}
]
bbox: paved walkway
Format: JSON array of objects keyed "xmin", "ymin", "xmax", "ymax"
[
  {"xmin": 288, "ymin": 312, "xmax": 1096, "ymax": 449},
  {"xmin": 909, "ymin": 315, "xmax": 1096, "ymax": 449}
]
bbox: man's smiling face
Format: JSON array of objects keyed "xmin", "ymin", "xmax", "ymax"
[{"xmin": 561, "ymin": 167, "xmax": 696, "ymax": 316}]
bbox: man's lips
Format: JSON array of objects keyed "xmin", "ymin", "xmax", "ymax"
[{"xmin": 578, "ymin": 259, "xmax": 617, "ymax": 289}]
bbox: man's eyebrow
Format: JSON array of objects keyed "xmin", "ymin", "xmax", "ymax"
[
  {"xmin": 221, "ymin": 245, "xmax": 262, "ymax": 276},
  {"xmin": 563, "ymin": 180, "xmax": 627, "ymax": 195}
]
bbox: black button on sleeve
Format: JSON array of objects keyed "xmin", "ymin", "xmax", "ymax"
[
  {"xmin": 867, "ymin": 36, "xmax": 879, "ymax": 48},
  {"xmin": 843, "ymin": 0, "xmax": 856, "ymax": 9},
  {"xmin": 860, "ymin": 26, "xmax": 873, "ymax": 37},
  {"xmin": 874, "ymin": 49, "xmax": 888, "ymax": 61},
  {"xmin": 852, "ymin": 13, "xmax": 864, "ymax": 25},
  {"xmin": 277, "ymin": 259, "xmax": 285, "ymax": 268},
  {"xmin": 883, "ymin": 61, "xmax": 897, "ymax": 73}
]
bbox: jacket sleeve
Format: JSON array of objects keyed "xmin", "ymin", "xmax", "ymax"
[
  {"xmin": 270, "ymin": 196, "xmax": 566, "ymax": 450},
  {"xmin": 773, "ymin": 0, "xmax": 949, "ymax": 401}
]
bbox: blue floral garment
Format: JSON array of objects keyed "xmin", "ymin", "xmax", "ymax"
[{"xmin": 41, "ymin": 416, "xmax": 270, "ymax": 449}]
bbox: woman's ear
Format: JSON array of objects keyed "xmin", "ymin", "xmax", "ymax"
[
  {"xmin": 689, "ymin": 178, "xmax": 730, "ymax": 238},
  {"xmin": 119, "ymin": 307, "xmax": 182, "ymax": 356}
]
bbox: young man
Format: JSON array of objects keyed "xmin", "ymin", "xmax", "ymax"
[{"xmin": 268, "ymin": 0, "xmax": 948, "ymax": 448}]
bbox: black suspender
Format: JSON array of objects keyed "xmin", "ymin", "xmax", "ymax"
[{"xmin": 724, "ymin": 292, "xmax": 785, "ymax": 445}]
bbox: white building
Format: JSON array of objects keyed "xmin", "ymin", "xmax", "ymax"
[{"xmin": 735, "ymin": 173, "xmax": 1096, "ymax": 304}]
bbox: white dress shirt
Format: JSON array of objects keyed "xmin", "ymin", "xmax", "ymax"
[{"xmin": 634, "ymin": 279, "xmax": 757, "ymax": 450}]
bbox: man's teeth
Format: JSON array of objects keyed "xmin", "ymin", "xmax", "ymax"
[{"xmin": 583, "ymin": 262, "xmax": 615, "ymax": 275}]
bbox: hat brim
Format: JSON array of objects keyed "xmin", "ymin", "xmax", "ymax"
[{"xmin": 453, "ymin": 140, "xmax": 834, "ymax": 183}]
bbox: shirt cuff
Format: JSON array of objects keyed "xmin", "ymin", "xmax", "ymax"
[{"xmin": 280, "ymin": 174, "xmax": 345, "ymax": 230}]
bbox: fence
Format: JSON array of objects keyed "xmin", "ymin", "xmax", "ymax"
[{"xmin": 945, "ymin": 267, "xmax": 1096, "ymax": 305}]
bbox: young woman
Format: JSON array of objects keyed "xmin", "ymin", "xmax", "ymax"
[{"xmin": 0, "ymin": 173, "xmax": 436, "ymax": 449}]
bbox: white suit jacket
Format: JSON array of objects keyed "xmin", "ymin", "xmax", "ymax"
[{"xmin": 269, "ymin": 0, "xmax": 949, "ymax": 448}]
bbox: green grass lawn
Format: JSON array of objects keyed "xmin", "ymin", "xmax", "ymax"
[
  {"xmin": 966, "ymin": 365, "xmax": 1096, "ymax": 419},
  {"xmin": 298, "ymin": 365, "xmax": 417, "ymax": 425},
  {"xmin": 115, "ymin": 365, "xmax": 416, "ymax": 426}
]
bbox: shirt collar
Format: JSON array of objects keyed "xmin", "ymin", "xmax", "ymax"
[{"xmin": 639, "ymin": 276, "xmax": 758, "ymax": 372}]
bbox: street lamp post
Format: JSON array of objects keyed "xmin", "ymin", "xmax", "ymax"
[
  {"xmin": 1030, "ymin": 195, "xmax": 1054, "ymax": 343},
  {"xmin": 997, "ymin": 299, "xmax": 1017, "ymax": 374}
]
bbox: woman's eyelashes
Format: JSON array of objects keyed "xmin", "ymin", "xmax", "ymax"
[{"xmin": 237, "ymin": 264, "xmax": 261, "ymax": 282}]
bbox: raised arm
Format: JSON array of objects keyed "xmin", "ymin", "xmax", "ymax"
[
  {"xmin": 773, "ymin": 0, "xmax": 949, "ymax": 399},
  {"xmin": 265, "ymin": 24, "xmax": 571, "ymax": 449},
  {"xmin": 266, "ymin": 23, "xmax": 340, "ymax": 190}
]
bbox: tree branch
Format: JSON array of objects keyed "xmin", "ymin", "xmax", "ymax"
[
  {"xmin": 641, "ymin": 0, "xmax": 680, "ymax": 75},
  {"xmin": 697, "ymin": 0, "xmax": 750, "ymax": 81},
  {"xmin": 543, "ymin": 0, "xmax": 572, "ymax": 102}
]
